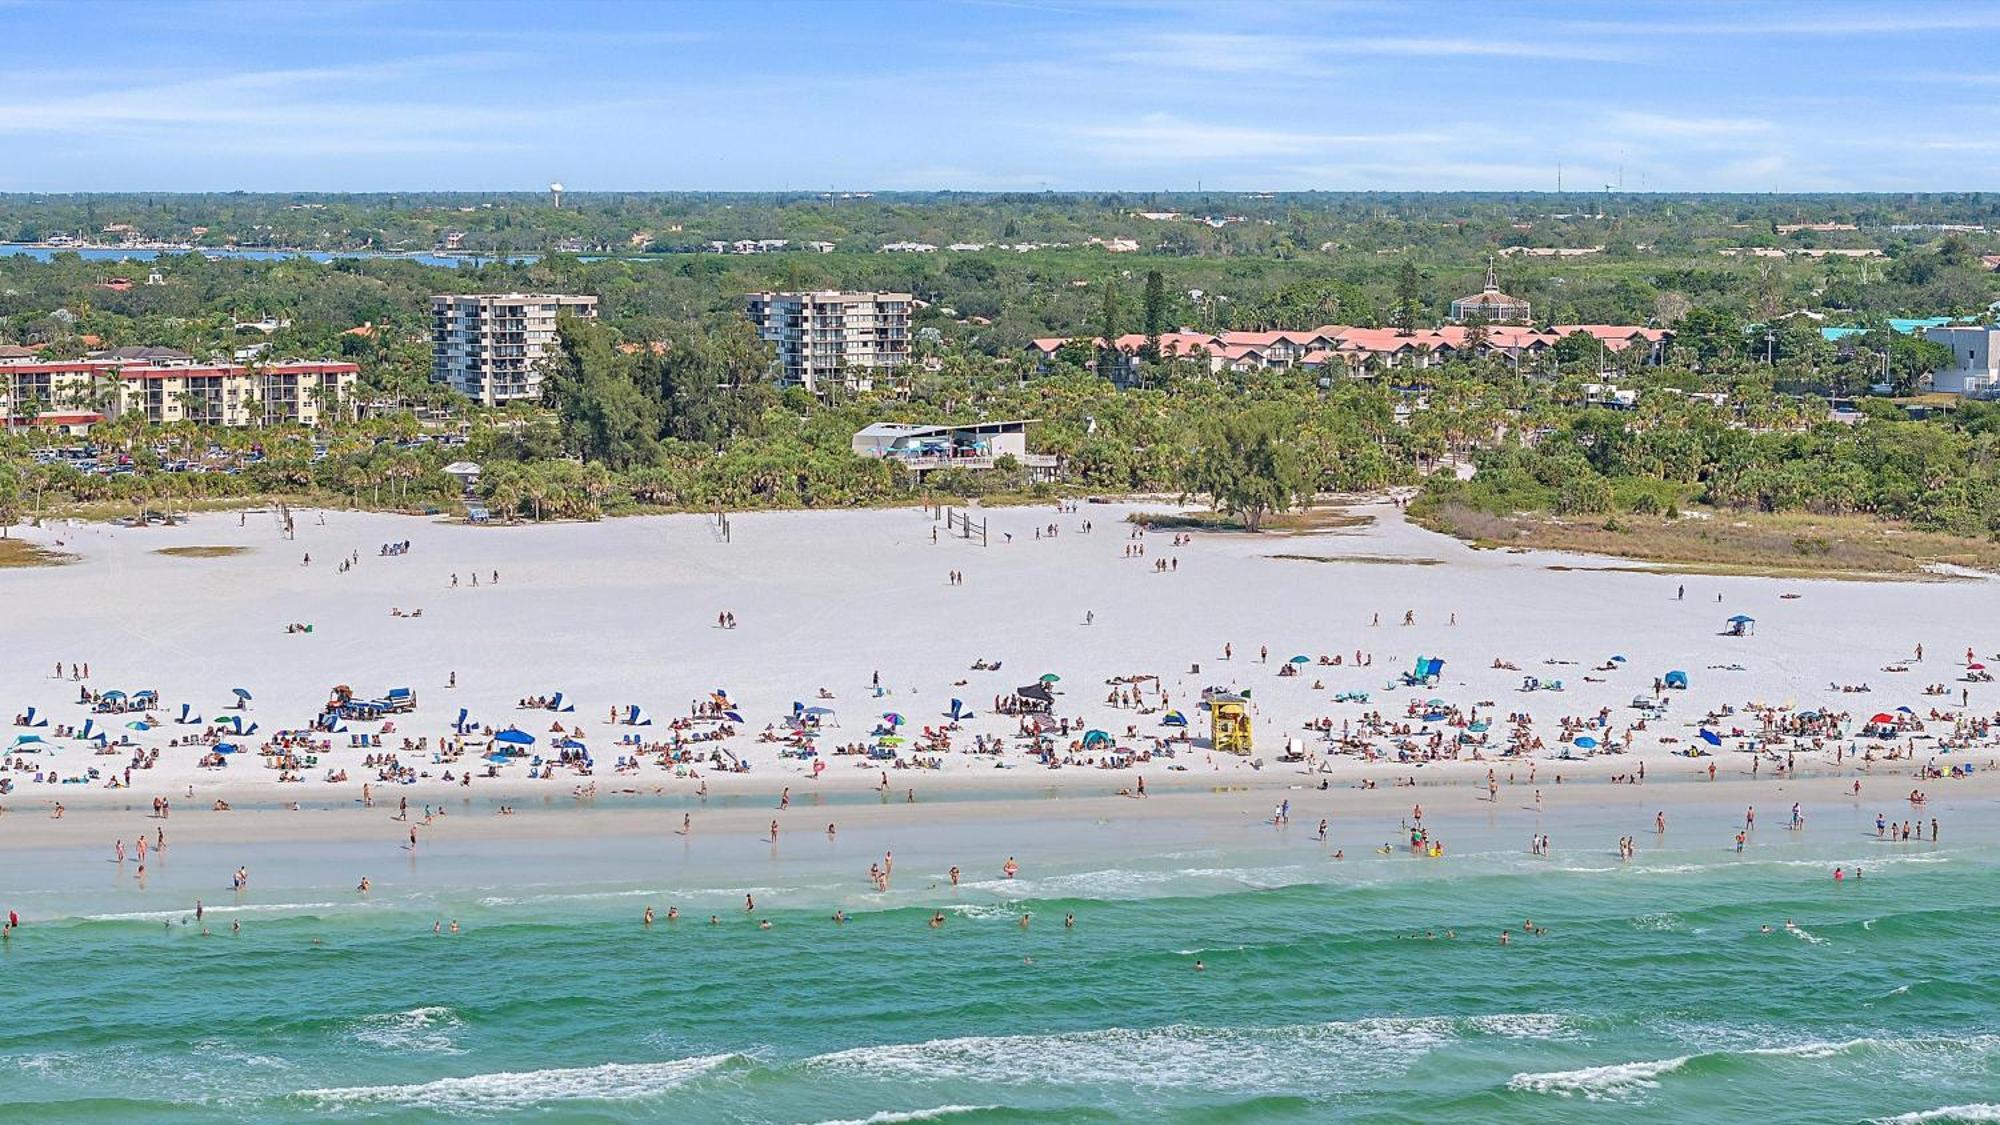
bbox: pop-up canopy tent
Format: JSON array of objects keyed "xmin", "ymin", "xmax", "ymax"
[{"xmin": 1725, "ymin": 614, "xmax": 1756, "ymax": 636}]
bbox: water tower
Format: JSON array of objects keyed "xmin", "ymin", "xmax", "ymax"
[{"xmin": 550, "ymin": 181, "xmax": 565, "ymax": 209}]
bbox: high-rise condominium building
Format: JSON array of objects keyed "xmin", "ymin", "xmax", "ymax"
[
  {"xmin": 431, "ymin": 293, "xmax": 598, "ymax": 405},
  {"xmin": 745, "ymin": 291, "xmax": 912, "ymax": 394}
]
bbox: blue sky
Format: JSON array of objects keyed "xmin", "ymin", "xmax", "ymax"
[{"xmin": 3, "ymin": 0, "xmax": 1998, "ymax": 193}]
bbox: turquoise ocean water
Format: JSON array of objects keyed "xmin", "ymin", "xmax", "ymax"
[{"xmin": 2, "ymin": 788, "xmax": 1996, "ymax": 1122}]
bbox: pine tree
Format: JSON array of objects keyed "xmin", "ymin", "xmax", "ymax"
[
  {"xmin": 1392, "ymin": 261, "xmax": 1422, "ymax": 336},
  {"xmin": 1097, "ymin": 279, "xmax": 1121, "ymax": 381},
  {"xmin": 1142, "ymin": 269, "xmax": 1167, "ymax": 360}
]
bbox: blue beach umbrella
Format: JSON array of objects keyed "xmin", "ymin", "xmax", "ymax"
[{"xmin": 1574, "ymin": 735, "xmax": 1599, "ymax": 749}]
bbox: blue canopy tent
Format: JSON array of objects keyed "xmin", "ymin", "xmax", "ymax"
[
  {"xmin": 1082, "ymin": 729, "xmax": 1112, "ymax": 747},
  {"xmin": 8, "ymin": 733, "xmax": 47, "ymax": 751},
  {"xmin": 493, "ymin": 729, "xmax": 536, "ymax": 746},
  {"xmin": 1161, "ymin": 710, "xmax": 1188, "ymax": 727},
  {"xmin": 1725, "ymin": 614, "xmax": 1756, "ymax": 637},
  {"xmin": 1664, "ymin": 670, "xmax": 1689, "ymax": 690}
]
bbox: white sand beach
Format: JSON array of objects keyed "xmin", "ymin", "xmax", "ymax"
[{"xmin": 3, "ymin": 498, "xmax": 1996, "ymax": 811}]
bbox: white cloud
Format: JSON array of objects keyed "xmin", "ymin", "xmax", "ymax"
[
  {"xmin": 1072, "ymin": 115, "xmax": 1452, "ymax": 161},
  {"xmin": 1564, "ymin": 7, "xmax": 2000, "ymax": 36},
  {"xmin": 1602, "ymin": 111, "xmax": 1775, "ymax": 138},
  {"xmin": 1346, "ymin": 36, "xmax": 1630, "ymax": 61}
]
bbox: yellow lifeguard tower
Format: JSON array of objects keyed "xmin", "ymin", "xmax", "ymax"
[{"xmin": 1210, "ymin": 692, "xmax": 1253, "ymax": 755}]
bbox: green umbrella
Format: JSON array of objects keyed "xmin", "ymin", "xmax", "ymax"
[{"xmin": 1039, "ymin": 673, "xmax": 1061, "ymax": 683}]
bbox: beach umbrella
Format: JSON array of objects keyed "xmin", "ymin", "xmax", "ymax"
[
  {"xmin": 723, "ymin": 710, "xmax": 745, "ymax": 724},
  {"xmin": 232, "ymin": 687, "xmax": 252, "ymax": 701},
  {"xmin": 1698, "ymin": 729, "xmax": 1723, "ymax": 746},
  {"xmin": 1289, "ymin": 655, "xmax": 1310, "ymax": 664},
  {"xmin": 804, "ymin": 706, "xmax": 835, "ymax": 717},
  {"xmin": 494, "ymin": 729, "xmax": 536, "ymax": 746},
  {"xmin": 1574, "ymin": 735, "xmax": 1598, "ymax": 749},
  {"xmin": 1869, "ymin": 713, "xmax": 1895, "ymax": 724},
  {"xmin": 1039, "ymin": 673, "xmax": 1060, "ymax": 683},
  {"xmin": 214, "ymin": 742, "xmax": 239, "ymax": 754},
  {"xmin": 1972, "ymin": 663, "xmax": 1987, "ymax": 671},
  {"xmin": 554, "ymin": 737, "xmax": 588, "ymax": 750},
  {"xmin": 1427, "ymin": 698, "xmax": 1447, "ymax": 707},
  {"xmin": 1611, "ymin": 655, "xmax": 1627, "ymax": 663},
  {"xmin": 1083, "ymin": 729, "xmax": 1111, "ymax": 746},
  {"xmin": 881, "ymin": 712, "xmax": 904, "ymax": 725},
  {"xmin": 1896, "ymin": 706, "xmax": 1914, "ymax": 714}
]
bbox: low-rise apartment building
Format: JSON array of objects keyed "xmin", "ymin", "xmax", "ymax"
[
  {"xmin": 1028, "ymin": 324, "xmax": 1671, "ymax": 384},
  {"xmin": 0, "ymin": 358, "xmax": 358, "ymax": 430}
]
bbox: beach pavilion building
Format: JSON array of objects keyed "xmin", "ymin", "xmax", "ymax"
[{"xmin": 851, "ymin": 419, "xmax": 1059, "ymax": 480}]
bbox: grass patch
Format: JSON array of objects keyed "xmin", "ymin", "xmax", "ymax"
[
  {"xmin": 0, "ymin": 539, "xmax": 75, "ymax": 568},
  {"xmin": 1415, "ymin": 502, "xmax": 2000, "ymax": 580},
  {"xmin": 1130, "ymin": 506, "xmax": 1372, "ymax": 534},
  {"xmin": 154, "ymin": 545, "xmax": 250, "ymax": 559}
]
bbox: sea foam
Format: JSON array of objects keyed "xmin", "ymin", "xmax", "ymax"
[
  {"xmin": 298, "ymin": 1053, "xmax": 738, "ymax": 1111},
  {"xmin": 809, "ymin": 1015, "xmax": 1575, "ymax": 1093},
  {"xmin": 1507, "ymin": 1056, "xmax": 1691, "ymax": 1100}
]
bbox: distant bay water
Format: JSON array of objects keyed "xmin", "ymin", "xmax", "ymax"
[{"xmin": 0, "ymin": 245, "xmax": 545, "ymax": 267}]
